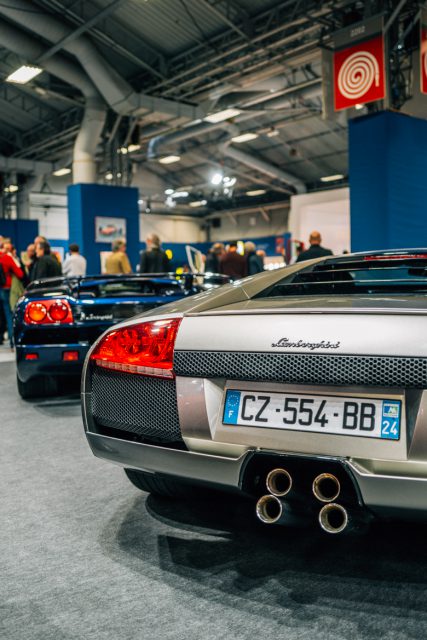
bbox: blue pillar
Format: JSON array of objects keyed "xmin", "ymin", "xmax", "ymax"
[
  {"xmin": 349, "ymin": 111, "xmax": 427, "ymax": 252},
  {"xmin": 67, "ymin": 184, "xmax": 139, "ymax": 275}
]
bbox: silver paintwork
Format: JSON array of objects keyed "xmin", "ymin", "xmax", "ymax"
[{"xmin": 82, "ymin": 254, "xmax": 427, "ymax": 519}]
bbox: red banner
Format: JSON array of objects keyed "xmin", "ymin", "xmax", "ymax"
[
  {"xmin": 421, "ymin": 26, "xmax": 427, "ymax": 94},
  {"xmin": 333, "ymin": 34, "xmax": 385, "ymax": 110}
]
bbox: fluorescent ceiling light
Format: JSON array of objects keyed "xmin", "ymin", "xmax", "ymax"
[
  {"xmin": 165, "ymin": 188, "xmax": 174, "ymax": 195},
  {"xmin": 105, "ymin": 172, "xmax": 113, "ymax": 181},
  {"xmin": 158, "ymin": 155, "xmax": 180, "ymax": 164},
  {"xmin": 267, "ymin": 128, "xmax": 280, "ymax": 138},
  {"xmin": 223, "ymin": 176, "xmax": 236, "ymax": 187},
  {"xmin": 320, "ymin": 174, "xmax": 345, "ymax": 182},
  {"xmin": 52, "ymin": 167, "xmax": 71, "ymax": 177},
  {"xmin": 231, "ymin": 132, "xmax": 258, "ymax": 143},
  {"xmin": 172, "ymin": 191, "xmax": 189, "ymax": 198},
  {"xmin": 204, "ymin": 108, "xmax": 241, "ymax": 123},
  {"xmin": 6, "ymin": 65, "xmax": 42, "ymax": 84},
  {"xmin": 127, "ymin": 144, "xmax": 141, "ymax": 152},
  {"xmin": 5, "ymin": 184, "xmax": 18, "ymax": 193},
  {"xmin": 246, "ymin": 189, "xmax": 266, "ymax": 196},
  {"xmin": 189, "ymin": 200, "xmax": 207, "ymax": 207},
  {"xmin": 211, "ymin": 172, "xmax": 223, "ymax": 185}
]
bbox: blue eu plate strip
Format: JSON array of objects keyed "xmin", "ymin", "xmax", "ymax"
[
  {"xmin": 381, "ymin": 401, "xmax": 401, "ymax": 440},
  {"xmin": 223, "ymin": 390, "xmax": 241, "ymax": 425}
]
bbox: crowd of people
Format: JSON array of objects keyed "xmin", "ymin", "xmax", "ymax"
[{"xmin": 0, "ymin": 229, "xmax": 333, "ymax": 349}]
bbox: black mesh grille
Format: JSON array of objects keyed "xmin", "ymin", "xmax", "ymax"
[
  {"xmin": 174, "ymin": 351, "xmax": 427, "ymax": 388},
  {"xmin": 90, "ymin": 367, "xmax": 182, "ymax": 442}
]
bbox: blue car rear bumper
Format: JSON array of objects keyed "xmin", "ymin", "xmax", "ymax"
[{"xmin": 16, "ymin": 343, "xmax": 90, "ymax": 382}]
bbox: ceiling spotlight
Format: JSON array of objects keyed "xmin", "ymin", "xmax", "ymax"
[
  {"xmin": 211, "ymin": 172, "xmax": 223, "ymax": 186},
  {"xmin": 189, "ymin": 200, "xmax": 207, "ymax": 207},
  {"xmin": 127, "ymin": 144, "xmax": 141, "ymax": 153},
  {"xmin": 6, "ymin": 65, "xmax": 42, "ymax": 84},
  {"xmin": 5, "ymin": 184, "xmax": 18, "ymax": 193},
  {"xmin": 105, "ymin": 172, "xmax": 113, "ymax": 181},
  {"xmin": 230, "ymin": 132, "xmax": 259, "ymax": 144},
  {"xmin": 52, "ymin": 167, "xmax": 71, "ymax": 177},
  {"xmin": 119, "ymin": 146, "xmax": 128, "ymax": 154},
  {"xmin": 246, "ymin": 189, "xmax": 266, "ymax": 196},
  {"xmin": 165, "ymin": 196, "xmax": 176, "ymax": 208},
  {"xmin": 138, "ymin": 199, "xmax": 144, "ymax": 205},
  {"xmin": 354, "ymin": 103, "xmax": 364, "ymax": 110},
  {"xmin": 320, "ymin": 174, "xmax": 345, "ymax": 182},
  {"xmin": 165, "ymin": 188, "xmax": 174, "ymax": 195},
  {"xmin": 223, "ymin": 176, "xmax": 236, "ymax": 187},
  {"xmin": 158, "ymin": 155, "xmax": 181, "ymax": 164},
  {"xmin": 204, "ymin": 108, "xmax": 241, "ymax": 123}
]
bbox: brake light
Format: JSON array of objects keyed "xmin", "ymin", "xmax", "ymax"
[
  {"xmin": 363, "ymin": 254, "xmax": 427, "ymax": 261},
  {"xmin": 90, "ymin": 318, "xmax": 182, "ymax": 378},
  {"xmin": 24, "ymin": 299, "xmax": 74, "ymax": 325}
]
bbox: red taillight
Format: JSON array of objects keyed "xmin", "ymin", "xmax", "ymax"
[
  {"xmin": 25, "ymin": 353, "xmax": 39, "ymax": 361},
  {"xmin": 24, "ymin": 299, "xmax": 73, "ymax": 325},
  {"xmin": 90, "ymin": 318, "xmax": 182, "ymax": 378},
  {"xmin": 63, "ymin": 350, "xmax": 79, "ymax": 361}
]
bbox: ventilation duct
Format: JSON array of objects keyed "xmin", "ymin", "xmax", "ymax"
[
  {"xmin": 222, "ymin": 142, "xmax": 306, "ymax": 194},
  {"xmin": 0, "ymin": 0, "xmax": 203, "ymax": 120},
  {"xmin": 0, "ymin": 21, "xmax": 106, "ymax": 183}
]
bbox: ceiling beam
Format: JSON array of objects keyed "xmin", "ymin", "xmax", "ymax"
[{"xmin": 37, "ymin": 0, "xmax": 128, "ymax": 63}]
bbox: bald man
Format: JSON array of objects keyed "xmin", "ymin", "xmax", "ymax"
[{"xmin": 296, "ymin": 231, "xmax": 333, "ymax": 263}]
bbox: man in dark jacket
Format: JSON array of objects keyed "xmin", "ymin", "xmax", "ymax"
[
  {"xmin": 139, "ymin": 234, "xmax": 170, "ymax": 273},
  {"xmin": 296, "ymin": 231, "xmax": 333, "ymax": 263},
  {"xmin": 31, "ymin": 241, "xmax": 62, "ymax": 280},
  {"xmin": 219, "ymin": 241, "xmax": 247, "ymax": 280},
  {"xmin": 205, "ymin": 243, "xmax": 225, "ymax": 273},
  {"xmin": 244, "ymin": 241, "xmax": 264, "ymax": 275}
]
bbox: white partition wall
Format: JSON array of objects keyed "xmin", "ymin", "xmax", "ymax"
[{"xmin": 288, "ymin": 188, "xmax": 350, "ymax": 255}]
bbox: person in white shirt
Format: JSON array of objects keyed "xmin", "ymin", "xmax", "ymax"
[{"xmin": 62, "ymin": 244, "xmax": 87, "ymax": 277}]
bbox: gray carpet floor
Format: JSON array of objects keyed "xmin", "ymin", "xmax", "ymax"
[{"xmin": 2, "ymin": 360, "xmax": 427, "ymax": 639}]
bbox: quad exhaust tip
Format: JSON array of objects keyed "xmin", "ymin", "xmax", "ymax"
[
  {"xmin": 256, "ymin": 494, "xmax": 283, "ymax": 524},
  {"xmin": 319, "ymin": 503, "xmax": 348, "ymax": 534},
  {"xmin": 312, "ymin": 473, "xmax": 340, "ymax": 503},
  {"xmin": 266, "ymin": 468, "xmax": 293, "ymax": 497}
]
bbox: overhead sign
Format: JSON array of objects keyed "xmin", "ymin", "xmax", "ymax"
[
  {"xmin": 421, "ymin": 13, "xmax": 427, "ymax": 94},
  {"xmin": 333, "ymin": 33, "xmax": 386, "ymax": 110}
]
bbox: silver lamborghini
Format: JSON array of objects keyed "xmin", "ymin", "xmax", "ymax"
[{"xmin": 82, "ymin": 250, "xmax": 427, "ymax": 534}]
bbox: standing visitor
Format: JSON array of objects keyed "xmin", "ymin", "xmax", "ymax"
[
  {"xmin": 105, "ymin": 239, "xmax": 132, "ymax": 274},
  {"xmin": 219, "ymin": 241, "xmax": 247, "ymax": 280},
  {"xmin": 0, "ymin": 238, "xmax": 24, "ymax": 348},
  {"xmin": 62, "ymin": 244, "xmax": 87, "ymax": 277},
  {"xmin": 139, "ymin": 234, "xmax": 170, "ymax": 273}
]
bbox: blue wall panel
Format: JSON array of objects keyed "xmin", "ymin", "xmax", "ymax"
[
  {"xmin": 68, "ymin": 183, "xmax": 139, "ymax": 274},
  {"xmin": 0, "ymin": 219, "xmax": 38, "ymax": 253},
  {"xmin": 350, "ymin": 111, "xmax": 427, "ymax": 252}
]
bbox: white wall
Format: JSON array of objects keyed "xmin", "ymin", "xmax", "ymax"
[
  {"xmin": 29, "ymin": 192, "xmax": 68, "ymax": 239},
  {"xmin": 210, "ymin": 207, "xmax": 289, "ymax": 242},
  {"xmin": 139, "ymin": 213, "xmax": 203, "ymax": 244},
  {"xmin": 288, "ymin": 188, "xmax": 350, "ymax": 254}
]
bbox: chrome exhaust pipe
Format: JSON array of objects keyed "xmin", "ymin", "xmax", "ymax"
[
  {"xmin": 318, "ymin": 503, "xmax": 348, "ymax": 534},
  {"xmin": 266, "ymin": 468, "xmax": 292, "ymax": 497},
  {"xmin": 312, "ymin": 473, "xmax": 340, "ymax": 503},
  {"xmin": 256, "ymin": 494, "xmax": 286, "ymax": 524}
]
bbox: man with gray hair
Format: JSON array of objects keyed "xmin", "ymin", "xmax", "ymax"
[
  {"xmin": 139, "ymin": 233, "xmax": 170, "ymax": 273},
  {"xmin": 105, "ymin": 239, "xmax": 132, "ymax": 274},
  {"xmin": 296, "ymin": 231, "xmax": 333, "ymax": 263}
]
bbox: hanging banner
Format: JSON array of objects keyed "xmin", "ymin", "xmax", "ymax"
[
  {"xmin": 421, "ymin": 11, "xmax": 427, "ymax": 94},
  {"xmin": 334, "ymin": 34, "xmax": 385, "ymax": 110}
]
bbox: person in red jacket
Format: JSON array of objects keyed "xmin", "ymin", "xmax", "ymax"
[
  {"xmin": 219, "ymin": 241, "xmax": 247, "ymax": 280},
  {"xmin": 0, "ymin": 239, "xmax": 23, "ymax": 348}
]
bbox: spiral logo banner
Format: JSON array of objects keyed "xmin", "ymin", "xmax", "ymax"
[{"xmin": 334, "ymin": 34, "xmax": 385, "ymax": 110}]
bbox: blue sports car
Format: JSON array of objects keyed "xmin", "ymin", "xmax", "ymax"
[{"xmin": 14, "ymin": 272, "xmax": 229, "ymax": 398}]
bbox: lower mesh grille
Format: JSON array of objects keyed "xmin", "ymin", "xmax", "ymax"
[
  {"xmin": 174, "ymin": 351, "xmax": 427, "ymax": 388},
  {"xmin": 90, "ymin": 366, "xmax": 182, "ymax": 442}
]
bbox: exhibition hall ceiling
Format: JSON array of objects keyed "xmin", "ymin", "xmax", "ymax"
[{"xmin": 0, "ymin": 0, "xmax": 421, "ymax": 213}]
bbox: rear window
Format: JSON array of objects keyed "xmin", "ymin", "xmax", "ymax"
[{"xmin": 256, "ymin": 254, "xmax": 427, "ymax": 298}]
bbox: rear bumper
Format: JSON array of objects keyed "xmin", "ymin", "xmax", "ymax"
[
  {"xmin": 85, "ymin": 430, "xmax": 427, "ymax": 517},
  {"xmin": 16, "ymin": 343, "xmax": 89, "ymax": 382}
]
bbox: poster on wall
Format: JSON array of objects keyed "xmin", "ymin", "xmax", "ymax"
[
  {"xmin": 421, "ymin": 11, "xmax": 427, "ymax": 94},
  {"xmin": 95, "ymin": 217, "xmax": 127, "ymax": 243}
]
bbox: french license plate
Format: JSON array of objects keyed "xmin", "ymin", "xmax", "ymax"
[{"xmin": 223, "ymin": 390, "xmax": 401, "ymax": 440}]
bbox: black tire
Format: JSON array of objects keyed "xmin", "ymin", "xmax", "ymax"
[
  {"xmin": 17, "ymin": 375, "xmax": 57, "ymax": 399},
  {"xmin": 125, "ymin": 468, "xmax": 199, "ymax": 499}
]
